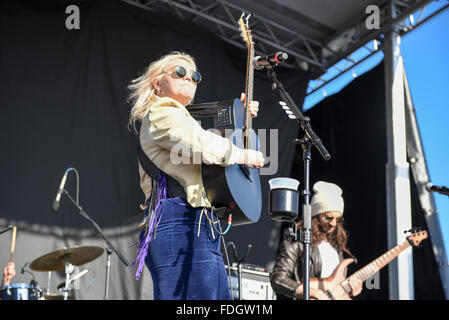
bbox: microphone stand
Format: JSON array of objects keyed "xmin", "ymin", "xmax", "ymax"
[
  {"xmin": 0, "ymin": 225, "xmax": 13, "ymax": 235},
  {"xmin": 61, "ymin": 189, "xmax": 129, "ymax": 300},
  {"xmin": 264, "ymin": 65, "xmax": 331, "ymax": 300}
]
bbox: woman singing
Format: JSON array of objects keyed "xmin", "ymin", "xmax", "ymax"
[{"xmin": 128, "ymin": 51, "xmax": 264, "ymax": 300}]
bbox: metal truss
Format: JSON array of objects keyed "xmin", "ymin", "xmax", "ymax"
[
  {"xmin": 309, "ymin": 0, "xmax": 449, "ymax": 96},
  {"xmin": 121, "ymin": 0, "xmax": 449, "ymax": 93},
  {"xmin": 121, "ymin": 0, "xmax": 326, "ymax": 71}
]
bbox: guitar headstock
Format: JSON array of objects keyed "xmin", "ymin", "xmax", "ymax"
[
  {"xmin": 405, "ymin": 228, "xmax": 428, "ymax": 247},
  {"xmin": 238, "ymin": 12, "xmax": 254, "ymax": 49}
]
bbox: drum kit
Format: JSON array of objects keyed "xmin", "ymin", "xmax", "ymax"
[{"xmin": 1, "ymin": 245, "xmax": 104, "ymax": 300}]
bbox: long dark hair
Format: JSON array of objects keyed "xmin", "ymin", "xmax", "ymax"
[{"xmin": 296, "ymin": 217, "xmax": 353, "ymax": 257}]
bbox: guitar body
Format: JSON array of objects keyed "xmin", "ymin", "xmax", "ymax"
[
  {"xmin": 201, "ymin": 13, "xmax": 262, "ymax": 226},
  {"xmin": 201, "ymin": 99, "xmax": 262, "ymax": 226},
  {"xmin": 319, "ymin": 258, "xmax": 355, "ymax": 300},
  {"xmin": 313, "ymin": 230, "xmax": 428, "ymax": 299}
]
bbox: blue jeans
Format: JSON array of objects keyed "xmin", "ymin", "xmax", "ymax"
[{"xmin": 145, "ymin": 198, "xmax": 232, "ymax": 300}]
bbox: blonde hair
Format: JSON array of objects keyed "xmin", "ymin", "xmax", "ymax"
[{"xmin": 127, "ymin": 51, "xmax": 197, "ymax": 133}]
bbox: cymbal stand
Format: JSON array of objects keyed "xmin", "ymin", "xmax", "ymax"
[
  {"xmin": 61, "ymin": 261, "xmax": 74, "ymax": 300},
  {"xmin": 104, "ymin": 248, "xmax": 112, "ymax": 300},
  {"xmin": 46, "ymin": 271, "xmax": 52, "ymax": 295},
  {"xmin": 61, "ymin": 188, "xmax": 129, "ymax": 300}
]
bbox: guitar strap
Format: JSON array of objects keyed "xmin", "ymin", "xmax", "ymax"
[{"xmin": 136, "ymin": 140, "xmax": 187, "ymax": 200}]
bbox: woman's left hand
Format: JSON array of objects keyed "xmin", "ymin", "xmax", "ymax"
[{"xmin": 240, "ymin": 93, "xmax": 259, "ymax": 118}]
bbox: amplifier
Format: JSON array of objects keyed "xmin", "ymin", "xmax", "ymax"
[{"xmin": 225, "ymin": 264, "xmax": 277, "ymax": 300}]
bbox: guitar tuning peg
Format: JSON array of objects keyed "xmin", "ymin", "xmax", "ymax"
[{"xmin": 404, "ymin": 227, "xmax": 424, "ymax": 234}]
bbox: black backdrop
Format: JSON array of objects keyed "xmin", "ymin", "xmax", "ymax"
[
  {"xmin": 0, "ymin": 0, "xmax": 443, "ymax": 300},
  {"xmin": 0, "ymin": 0, "xmax": 308, "ymax": 299}
]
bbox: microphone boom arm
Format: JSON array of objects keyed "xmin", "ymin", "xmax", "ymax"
[
  {"xmin": 62, "ymin": 189, "xmax": 129, "ymax": 267},
  {"xmin": 266, "ymin": 68, "xmax": 331, "ymax": 161}
]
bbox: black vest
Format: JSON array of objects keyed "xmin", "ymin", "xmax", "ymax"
[{"xmin": 136, "ymin": 141, "xmax": 187, "ymax": 199}]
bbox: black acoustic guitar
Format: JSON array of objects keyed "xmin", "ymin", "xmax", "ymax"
[{"xmin": 200, "ymin": 13, "xmax": 262, "ymax": 226}]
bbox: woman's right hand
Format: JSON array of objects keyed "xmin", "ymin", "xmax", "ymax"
[{"xmin": 237, "ymin": 149, "xmax": 265, "ymax": 168}]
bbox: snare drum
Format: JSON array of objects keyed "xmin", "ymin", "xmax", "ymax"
[{"xmin": 1, "ymin": 283, "xmax": 41, "ymax": 300}]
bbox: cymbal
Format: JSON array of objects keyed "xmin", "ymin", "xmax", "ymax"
[{"xmin": 30, "ymin": 246, "xmax": 104, "ymax": 271}]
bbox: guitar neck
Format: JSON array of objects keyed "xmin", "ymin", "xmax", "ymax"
[
  {"xmin": 243, "ymin": 39, "xmax": 254, "ymax": 150},
  {"xmin": 348, "ymin": 240, "xmax": 411, "ymax": 283}
]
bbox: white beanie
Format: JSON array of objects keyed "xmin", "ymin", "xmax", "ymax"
[{"xmin": 311, "ymin": 181, "xmax": 344, "ymax": 217}]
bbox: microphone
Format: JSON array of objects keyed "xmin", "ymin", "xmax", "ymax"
[
  {"xmin": 426, "ymin": 183, "xmax": 449, "ymax": 196},
  {"xmin": 253, "ymin": 52, "xmax": 288, "ymax": 70},
  {"xmin": 21, "ymin": 262, "xmax": 37, "ymax": 286},
  {"xmin": 52, "ymin": 169, "xmax": 70, "ymax": 212}
]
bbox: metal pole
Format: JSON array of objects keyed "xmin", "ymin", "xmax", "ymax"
[
  {"xmin": 384, "ymin": 0, "xmax": 414, "ymax": 300},
  {"xmin": 104, "ymin": 248, "xmax": 112, "ymax": 300},
  {"xmin": 301, "ymin": 138, "xmax": 312, "ymax": 300}
]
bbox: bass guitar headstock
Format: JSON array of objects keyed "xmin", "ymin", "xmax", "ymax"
[{"xmin": 405, "ymin": 228, "xmax": 428, "ymax": 247}]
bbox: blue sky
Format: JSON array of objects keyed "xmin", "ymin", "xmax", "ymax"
[
  {"xmin": 304, "ymin": 2, "xmax": 449, "ymax": 258},
  {"xmin": 402, "ymin": 3, "xmax": 449, "ymax": 258}
]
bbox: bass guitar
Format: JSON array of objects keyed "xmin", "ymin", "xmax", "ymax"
[{"xmin": 319, "ymin": 229, "xmax": 428, "ymax": 299}]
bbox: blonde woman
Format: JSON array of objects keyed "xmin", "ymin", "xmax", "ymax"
[{"xmin": 128, "ymin": 51, "xmax": 264, "ymax": 300}]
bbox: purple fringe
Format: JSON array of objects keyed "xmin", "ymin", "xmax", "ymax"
[{"xmin": 131, "ymin": 173, "xmax": 167, "ymax": 280}]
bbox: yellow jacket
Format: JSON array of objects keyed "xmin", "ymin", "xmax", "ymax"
[{"xmin": 138, "ymin": 97, "xmax": 242, "ymax": 208}]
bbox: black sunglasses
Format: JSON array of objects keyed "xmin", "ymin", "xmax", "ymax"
[
  {"xmin": 171, "ymin": 65, "xmax": 202, "ymax": 84},
  {"xmin": 323, "ymin": 215, "xmax": 344, "ymax": 223}
]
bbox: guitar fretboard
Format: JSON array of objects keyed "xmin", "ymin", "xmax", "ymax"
[{"xmin": 348, "ymin": 240, "xmax": 410, "ymax": 283}]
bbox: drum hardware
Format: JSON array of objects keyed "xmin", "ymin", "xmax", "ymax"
[
  {"xmin": 56, "ymin": 268, "xmax": 89, "ymax": 291},
  {"xmin": 61, "ymin": 261, "xmax": 74, "ymax": 300},
  {"xmin": 1, "ymin": 283, "xmax": 42, "ymax": 300},
  {"xmin": 20, "ymin": 262, "xmax": 38, "ymax": 287},
  {"xmin": 46, "ymin": 271, "xmax": 52, "ymax": 296},
  {"xmin": 29, "ymin": 245, "xmax": 103, "ymax": 300},
  {"xmin": 51, "ymin": 168, "xmax": 129, "ymax": 299}
]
